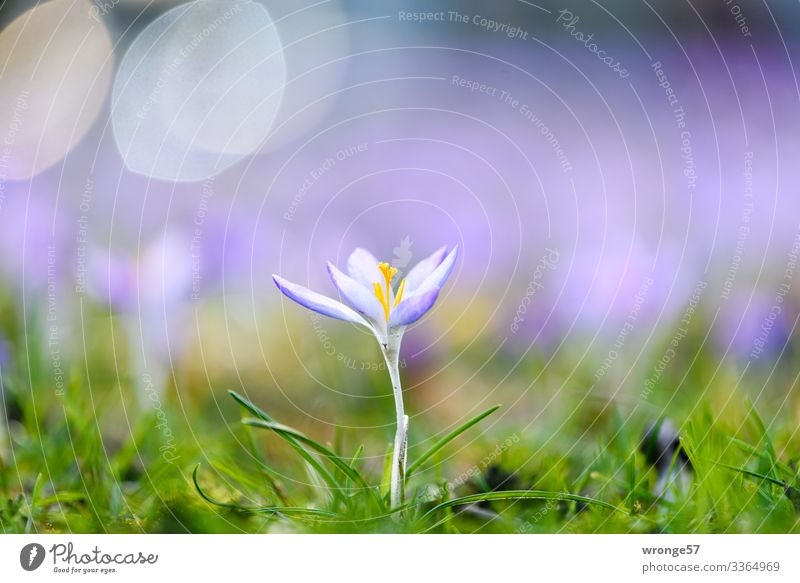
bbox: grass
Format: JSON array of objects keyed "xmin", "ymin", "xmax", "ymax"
[{"xmin": 1, "ymin": 307, "xmax": 799, "ymax": 534}]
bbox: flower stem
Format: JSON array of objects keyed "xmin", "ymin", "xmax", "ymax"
[{"xmin": 381, "ymin": 343, "xmax": 406, "ymax": 510}]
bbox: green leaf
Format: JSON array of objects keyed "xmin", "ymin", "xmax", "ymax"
[
  {"xmin": 726, "ymin": 436, "xmax": 793, "ymax": 479},
  {"xmin": 717, "ymin": 462, "xmax": 800, "ymax": 513},
  {"xmin": 192, "ymin": 465, "xmax": 334, "ymax": 519},
  {"xmin": 343, "ymin": 444, "xmax": 365, "ymax": 491},
  {"xmin": 229, "ymin": 391, "xmax": 343, "ymax": 506},
  {"xmin": 229, "ymin": 390, "xmax": 269, "ymax": 419},
  {"xmin": 380, "ymin": 441, "xmax": 393, "ymax": 501},
  {"xmin": 37, "ymin": 492, "xmax": 86, "ymax": 507},
  {"xmin": 744, "ymin": 400, "xmax": 777, "ymax": 466},
  {"xmin": 422, "ymin": 489, "xmax": 628, "ymax": 518},
  {"xmin": 715, "ymin": 461, "xmax": 786, "ymax": 488},
  {"xmin": 242, "ymin": 418, "xmax": 384, "ymax": 511},
  {"xmin": 109, "ymin": 482, "xmax": 124, "ymax": 518},
  {"xmin": 25, "ymin": 473, "xmax": 44, "ymax": 533},
  {"xmin": 350, "ymin": 444, "xmax": 365, "ymax": 470},
  {"xmin": 407, "ymin": 405, "xmax": 501, "ymax": 479},
  {"xmin": 211, "ymin": 458, "xmax": 274, "ymax": 497}
]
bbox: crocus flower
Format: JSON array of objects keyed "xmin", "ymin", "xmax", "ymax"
[{"xmin": 273, "ymin": 245, "xmax": 458, "ymax": 508}]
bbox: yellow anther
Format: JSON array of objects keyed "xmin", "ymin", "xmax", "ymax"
[
  {"xmin": 373, "ymin": 281, "xmax": 390, "ymax": 321},
  {"xmin": 393, "ymin": 278, "xmax": 406, "ymax": 308},
  {"xmin": 378, "ymin": 262, "xmax": 398, "ymax": 283},
  {"xmin": 373, "ymin": 262, "xmax": 404, "ymax": 321}
]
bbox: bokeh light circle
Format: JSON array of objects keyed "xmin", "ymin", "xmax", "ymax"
[
  {"xmin": 111, "ymin": 0, "xmax": 286, "ymax": 182},
  {"xmin": 0, "ymin": 0, "xmax": 113, "ymax": 180}
]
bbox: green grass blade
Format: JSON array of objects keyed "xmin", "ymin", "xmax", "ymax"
[
  {"xmin": 343, "ymin": 444, "xmax": 365, "ymax": 491},
  {"xmin": 350, "ymin": 444, "xmax": 365, "ymax": 470},
  {"xmin": 192, "ymin": 465, "xmax": 334, "ymax": 519},
  {"xmin": 716, "ymin": 462, "xmax": 800, "ymax": 512},
  {"xmin": 726, "ymin": 436, "xmax": 794, "ymax": 477},
  {"xmin": 229, "ymin": 391, "xmax": 343, "ymax": 506},
  {"xmin": 744, "ymin": 400, "xmax": 778, "ymax": 465},
  {"xmin": 407, "ymin": 405, "xmax": 501, "ymax": 478},
  {"xmin": 242, "ymin": 418, "xmax": 384, "ymax": 510},
  {"xmin": 25, "ymin": 472, "xmax": 44, "ymax": 533},
  {"xmin": 380, "ymin": 441, "xmax": 393, "ymax": 501},
  {"xmin": 715, "ymin": 461, "xmax": 786, "ymax": 488},
  {"xmin": 727, "ymin": 435, "xmax": 766, "ymax": 458},
  {"xmin": 229, "ymin": 390, "xmax": 276, "ymax": 422},
  {"xmin": 422, "ymin": 490, "xmax": 628, "ymax": 519}
]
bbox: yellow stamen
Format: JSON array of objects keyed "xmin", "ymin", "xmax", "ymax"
[
  {"xmin": 373, "ymin": 281, "xmax": 390, "ymax": 321},
  {"xmin": 393, "ymin": 278, "xmax": 406, "ymax": 308},
  {"xmin": 373, "ymin": 262, "xmax": 401, "ymax": 321}
]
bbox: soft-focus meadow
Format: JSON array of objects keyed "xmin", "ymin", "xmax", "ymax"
[{"xmin": 2, "ymin": 0, "xmax": 800, "ymax": 533}]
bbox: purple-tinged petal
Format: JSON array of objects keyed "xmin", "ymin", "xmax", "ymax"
[
  {"xmin": 389, "ymin": 289, "xmax": 440, "ymax": 327},
  {"xmin": 273, "ymin": 275, "xmax": 368, "ymax": 326},
  {"xmin": 347, "ymin": 247, "xmax": 382, "ymax": 287},
  {"xmin": 404, "ymin": 246, "xmax": 447, "ymax": 293},
  {"xmin": 411, "ymin": 245, "xmax": 458, "ymax": 296},
  {"xmin": 327, "ymin": 262, "xmax": 383, "ymax": 321}
]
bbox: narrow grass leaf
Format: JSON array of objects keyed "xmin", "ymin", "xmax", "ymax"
[
  {"xmin": 423, "ymin": 490, "xmax": 628, "ymax": 518},
  {"xmin": 242, "ymin": 418, "xmax": 384, "ymax": 510},
  {"xmin": 25, "ymin": 473, "xmax": 44, "ymax": 533},
  {"xmin": 229, "ymin": 391, "xmax": 343, "ymax": 506},
  {"xmin": 343, "ymin": 444, "xmax": 365, "ymax": 492},
  {"xmin": 715, "ymin": 462, "xmax": 785, "ymax": 488},
  {"xmin": 192, "ymin": 465, "xmax": 334, "ymax": 519},
  {"xmin": 407, "ymin": 405, "xmax": 500, "ymax": 478},
  {"xmin": 380, "ymin": 442, "xmax": 393, "ymax": 501}
]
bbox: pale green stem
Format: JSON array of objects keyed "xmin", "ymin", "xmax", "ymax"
[{"xmin": 381, "ymin": 342, "xmax": 407, "ymax": 509}]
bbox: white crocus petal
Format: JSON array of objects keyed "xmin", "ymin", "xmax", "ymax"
[
  {"xmin": 389, "ymin": 288, "xmax": 440, "ymax": 327},
  {"xmin": 273, "ymin": 274, "xmax": 369, "ymax": 327},
  {"xmin": 327, "ymin": 262, "xmax": 385, "ymax": 322},
  {"xmin": 346, "ymin": 247, "xmax": 383, "ymax": 288},
  {"xmin": 404, "ymin": 245, "xmax": 447, "ymax": 294},
  {"xmin": 409, "ymin": 245, "xmax": 458, "ymax": 297}
]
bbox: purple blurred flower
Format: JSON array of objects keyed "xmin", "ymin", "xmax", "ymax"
[
  {"xmin": 87, "ymin": 230, "xmax": 192, "ymax": 313},
  {"xmin": 717, "ymin": 292, "xmax": 793, "ymax": 362},
  {"xmin": 0, "ymin": 193, "xmax": 71, "ymax": 293},
  {"xmin": 86, "ymin": 231, "xmax": 194, "ymax": 401}
]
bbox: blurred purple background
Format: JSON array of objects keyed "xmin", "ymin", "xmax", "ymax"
[{"xmin": 2, "ymin": 0, "xmax": 800, "ymax": 406}]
